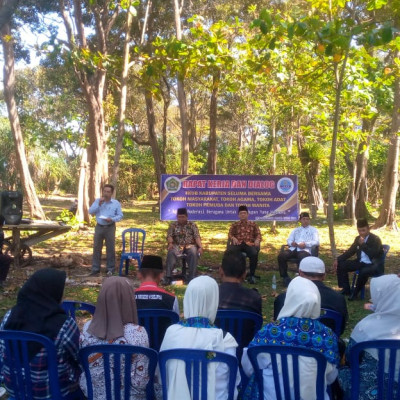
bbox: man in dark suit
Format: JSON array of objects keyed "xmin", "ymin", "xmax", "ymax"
[
  {"xmin": 334, "ymin": 218, "xmax": 384, "ymax": 300},
  {"xmin": 274, "ymin": 256, "xmax": 348, "ymax": 335}
]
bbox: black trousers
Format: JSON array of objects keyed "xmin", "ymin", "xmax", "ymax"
[
  {"xmin": 277, "ymin": 249, "xmax": 310, "ymax": 278},
  {"xmin": 337, "ymin": 259, "xmax": 382, "ymax": 295},
  {"xmin": 227, "ymin": 243, "xmax": 259, "ymax": 276}
]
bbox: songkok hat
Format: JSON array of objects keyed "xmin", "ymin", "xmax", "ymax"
[
  {"xmin": 299, "ymin": 257, "xmax": 325, "ymax": 274},
  {"xmin": 356, "ymin": 218, "xmax": 369, "ymax": 228},
  {"xmin": 177, "ymin": 208, "xmax": 188, "ymax": 216},
  {"xmin": 299, "ymin": 212, "xmax": 310, "ymax": 219},
  {"xmin": 140, "ymin": 255, "xmax": 163, "ymax": 270},
  {"xmin": 238, "ymin": 205, "xmax": 248, "ymax": 213}
]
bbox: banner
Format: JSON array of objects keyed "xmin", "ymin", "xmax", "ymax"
[{"xmin": 160, "ymin": 174, "xmax": 298, "ymax": 221}]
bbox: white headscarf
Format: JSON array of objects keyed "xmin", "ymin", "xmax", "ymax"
[
  {"xmin": 351, "ymin": 274, "xmax": 400, "ymax": 343},
  {"xmin": 183, "ymin": 275, "xmax": 219, "ymax": 322},
  {"xmin": 274, "ymin": 276, "xmax": 333, "ymax": 400},
  {"xmin": 160, "ymin": 276, "xmax": 238, "ymax": 400},
  {"xmin": 277, "ymin": 276, "xmax": 321, "ymax": 320}
]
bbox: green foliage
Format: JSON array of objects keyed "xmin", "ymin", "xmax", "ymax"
[{"xmin": 55, "ymin": 210, "xmax": 83, "ymax": 231}]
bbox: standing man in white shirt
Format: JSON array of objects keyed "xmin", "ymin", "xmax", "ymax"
[
  {"xmin": 277, "ymin": 212, "xmax": 319, "ymax": 286},
  {"xmin": 88, "ymin": 184, "xmax": 123, "ymax": 276}
]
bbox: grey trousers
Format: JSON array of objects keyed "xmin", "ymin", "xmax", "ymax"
[
  {"xmin": 166, "ymin": 245, "xmax": 198, "ymax": 283},
  {"xmin": 92, "ymin": 223, "xmax": 116, "ymax": 273}
]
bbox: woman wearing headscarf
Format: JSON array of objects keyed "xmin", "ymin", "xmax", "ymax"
[
  {"xmin": 79, "ymin": 276, "xmax": 150, "ymax": 400},
  {"xmin": 339, "ymin": 274, "xmax": 400, "ymax": 399},
  {"xmin": 241, "ymin": 276, "xmax": 339, "ymax": 400},
  {"xmin": 160, "ymin": 275, "xmax": 239, "ymax": 400},
  {"xmin": 0, "ymin": 268, "xmax": 82, "ymax": 399}
]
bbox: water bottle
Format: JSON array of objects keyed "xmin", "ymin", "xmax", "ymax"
[{"xmin": 272, "ymin": 274, "xmax": 277, "ymax": 294}]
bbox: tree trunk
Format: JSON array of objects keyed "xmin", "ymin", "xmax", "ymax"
[
  {"xmin": 189, "ymin": 92, "xmax": 197, "ymax": 152},
  {"xmin": 173, "ymin": 0, "xmax": 190, "ymax": 174},
  {"xmin": 111, "ymin": 4, "xmax": 134, "ymax": 195},
  {"xmin": 145, "ymin": 90, "xmax": 164, "ymax": 194},
  {"xmin": 76, "ymin": 149, "xmax": 90, "ymax": 222},
  {"xmin": 207, "ymin": 72, "xmax": 220, "ymax": 174},
  {"xmin": 296, "ymin": 129, "xmax": 325, "ymax": 218},
  {"xmin": 374, "ymin": 67, "xmax": 400, "ymax": 230},
  {"xmin": 60, "ymin": 0, "xmax": 117, "ymax": 221},
  {"xmin": 1, "ymin": 22, "xmax": 45, "ymax": 219},
  {"xmin": 327, "ymin": 54, "xmax": 349, "ymax": 258}
]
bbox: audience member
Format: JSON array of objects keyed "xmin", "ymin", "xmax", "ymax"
[
  {"xmin": 160, "ymin": 275, "xmax": 240, "ymax": 400},
  {"xmin": 228, "ymin": 205, "xmax": 262, "ymax": 284},
  {"xmin": 79, "ymin": 276, "xmax": 150, "ymax": 400},
  {"xmin": 219, "ymin": 250, "xmax": 262, "ymax": 315},
  {"xmin": 277, "ymin": 212, "xmax": 319, "ymax": 287},
  {"xmin": 0, "ymin": 268, "xmax": 82, "ymax": 399},
  {"xmin": 165, "ymin": 208, "xmax": 203, "ymax": 284},
  {"xmin": 339, "ymin": 274, "xmax": 400, "ymax": 399},
  {"xmin": 334, "ymin": 218, "xmax": 383, "ymax": 300},
  {"xmin": 274, "ymin": 256, "xmax": 348, "ymax": 335},
  {"xmin": 241, "ymin": 276, "xmax": 339, "ymax": 400},
  {"xmin": 135, "ymin": 255, "xmax": 179, "ymax": 314}
]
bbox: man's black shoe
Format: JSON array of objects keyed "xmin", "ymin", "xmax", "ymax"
[
  {"xmin": 348, "ymin": 292, "xmax": 359, "ymax": 301},
  {"xmin": 247, "ymin": 275, "xmax": 256, "ymax": 284},
  {"xmin": 87, "ymin": 271, "xmax": 100, "ymax": 277},
  {"xmin": 339, "ymin": 289, "xmax": 351, "ymax": 295}
]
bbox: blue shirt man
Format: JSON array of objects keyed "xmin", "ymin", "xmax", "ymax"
[{"xmin": 88, "ymin": 184, "xmax": 123, "ymax": 276}]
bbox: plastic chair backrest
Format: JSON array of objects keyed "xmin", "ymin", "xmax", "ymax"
[
  {"xmin": 349, "ymin": 339, "xmax": 400, "ymax": 400},
  {"xmin": 61, "ymin": 300, "xmax": 96, "ymax": 321},
  {"xmin": 137, "ymin": 309, "xmax": 179, "ymax": 352},
  {"xmin": 79, "ymin": 344, "xmax": 158, "ymax": 400},
  {"xmin": 159, "ymin": 348, "xmax": 238, "ymax": 400},
  {"xmin": 247, "ymin": 344, "xmax": 328, "ymax": 400},
  {"xmin": 215, "ymin": 310, "xmax": 263, "ymax": 355},
  {"xmin": 0, "ymin": 330, "xmax": 63, "ymax": 399},
  {"xmin": 121, "ymin": 228, "xmax": 146, "ymax": 255},
  {"xmin": 319, "ymin": 308, "xmax": 343, "ymax": 337}
]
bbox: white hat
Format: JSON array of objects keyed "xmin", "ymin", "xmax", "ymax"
[{"xmin": 299, "ymin": 257, "xmax": 325, "ymax": 274}]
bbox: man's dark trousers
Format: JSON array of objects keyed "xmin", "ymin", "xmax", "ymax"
[{"xmin": 228, "ymin": 242, "xmax": 259, "ymax": 276}]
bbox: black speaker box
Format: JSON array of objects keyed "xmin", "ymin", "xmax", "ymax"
[{"xmin": 0, "ymin": 191, "xmax": 23, "ymax": 225}]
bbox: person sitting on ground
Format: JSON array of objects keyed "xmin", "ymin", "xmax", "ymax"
[
  {"xmin": 165, "ymin": 208, "xmax": 203, "ymax": 284},
  {"xmin": 277, "ymin": 211, "xmax": 319, "ymax": 287},
  {"xmin": 228, "ymin": 205, "xmax": 262, "ymax": 284},
  {"xmin": 241, "ymin": 276, "xmax": 339, "ymax": 400},
  {"xmin": 273, "ymin": 256, "xmax": 348, "ymax": 335},
  {"xmin": 0, "ymin": 268, "xmax": 82, "ymax": 399},
  {"xmin": 219, "ymin": 249, "xmax": 262, "ymax": 348},
  {"xmin": 79, "ymin": 276, "xmax": 150, "ymax": 400},
  {"xmin": 339, "ymin": 274, "xmax": 400, "ymax": 399},
  {"xmin": 160, "ymin": 275, "xmax": 240, "ymax": 400},
  {"xmin": 334, "ymin": 218, "xmax": 383, "ymax": 301},
  {"xmin": 135, "ymin": 255, "xmax": 179, "ymax": 314}
]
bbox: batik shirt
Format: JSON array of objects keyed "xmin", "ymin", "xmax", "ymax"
[
  {"xmin": 167, "ymin": 221, "xmax": 200, "ymax": 246},
  {"xmin": 229, "ymin": 220, "xmax": 262, "ymax": 246}
]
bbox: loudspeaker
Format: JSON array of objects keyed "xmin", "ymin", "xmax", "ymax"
[{"xmin": 0, "ymin": 191, "xmax": 23, "ymax": 225}]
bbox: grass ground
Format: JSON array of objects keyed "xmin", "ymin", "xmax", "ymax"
[{"xmin": 1, "ymin": 197, "xmax": 399, "ymax": 340}]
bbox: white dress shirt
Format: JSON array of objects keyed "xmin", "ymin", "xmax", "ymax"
[{"xmin": 287, "ymin": 225, "xmax": 319, "ymax": 253}]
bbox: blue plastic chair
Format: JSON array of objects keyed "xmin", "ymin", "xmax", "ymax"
[
  {"xmin": 61, "ymin": 300, "xmax": 96, "ymax": 321},
  {"xmin": 351, "ymin": 244, "xmax": 390, "ymax": 299},
  {"xmin": 349, "ymin": 339, "xmax": 400, "ymax": 400},
  {"xmin": 79, "ymin": 344, "xmax": 158, "ymax": 400},
  {"xmin": 319, "ymin": 308, "xmax": 343, "ymax": 337},
  {"xmin": 159, "ymin": 348, "xmax": 238, "ymax": 400},
  {"xmin": 0, "ymin": 330, "xmax": 78, "ymax": 400},
  {"xmin": 215, "ymin": 309, "xmax": 263, "ymax": 391},
  {"xmin": 119, "ymin": 228, "xmax": 146, "ymax": 276},
  {"xmin": 137, "ymin": 309, "xmax": 179, "ymax": 352},
  {"xmin": 247, "ymin": 344, "xmax": 329, "ymax": 400}
]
